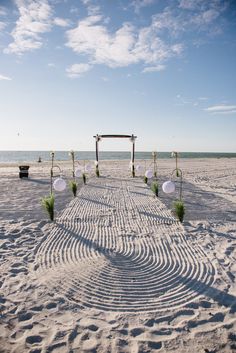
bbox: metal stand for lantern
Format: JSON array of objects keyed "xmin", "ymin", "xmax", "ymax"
[
  {"xmin": 50, "ymin": 165, "xmax": 63, "ymax": 194},
  {"xmin": 152, "ymin": 151, "xmax": 157, "ymax": 178},
  {"xmin": 171, "ymin": 168, "xmax": 183, "ymax": 201},
  {"xmin": 50, "ymin": 151, "xmax": 55, "ymax": 177},
  {"xmin": 69, "ymin": 150, "xmax": 75, "ymax": 180}
]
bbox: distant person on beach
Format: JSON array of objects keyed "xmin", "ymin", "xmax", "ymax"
[{"xmin": 38, "ymin": 156, "xmax": 42, "ymax": 163}]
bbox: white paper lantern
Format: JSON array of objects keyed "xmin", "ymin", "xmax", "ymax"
[
  {"xmin": 136, "ymin": 164, "xmax": 142, "ymax": 172},
  {"xmin": 53, "ymin": 177, "xmax": 66, "ymax": 192},
  {"xmin": 145, "ymin": 170, "xmax": 153, "ymax": 179},
  {"xmin": 162, "ymin": 180, "xmax": 175, "ymax": 194},
  {"xmin": 75, "ymin": 168, "xmax": 82, "ymax": 177},
  {"xmin": 85, "ymin": 164, "xmax": 92, "ymax": 172}
]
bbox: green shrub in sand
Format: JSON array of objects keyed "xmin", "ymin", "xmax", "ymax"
[
  {"xmin": 42, "ymin": 194, "xmax": 55, "ymax": 221},
  {"xmin": 173, "ymin": 200, "xmax": 185, "ymax": 223},
  {"xmin": 151, "ymin": 181, "xmax": 159, "ymax": 197},
  {"xmin": 69, "ymin": 180, "xmax": 78, "ymax": 197}
]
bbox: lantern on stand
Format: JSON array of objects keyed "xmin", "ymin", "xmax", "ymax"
[
  {"xmin": 53, "ymin": 177, "xmax": 66, "ymax": 192},
  {"xmin": 144, "ymin": 169, "xmax": 153, "ymax": 184},
  {"xmin": 145, "ymin": 170, "xmax": 153, "ymax": 179},
  {"xmin": 136, "ymin": 164, "xmax": 143, "ymax": 173},
  {"xmin": 162, "ymin": 180, "xmax": 175, "ymax": 194},
  {"xmin": 162, "ymin": 167, "xmax": 185, "ymax": 222}
]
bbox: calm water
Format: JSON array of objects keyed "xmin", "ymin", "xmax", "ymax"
[{"xmin": 0, "ymin": 151, "xmax": 236, "ymax": 163}]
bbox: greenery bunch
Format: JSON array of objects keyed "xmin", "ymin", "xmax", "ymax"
[
  {"xmin": 151, "ymin": 181, "xmax": 159, "ymax": 197},
  {"xmin": 42, "ymin": 194, "xmax": 54, "ymax": 221},
  {"xmin": 69, "ymin": 180, "xmax": 78, "ymax": 197},
  {"xmin": 173, "ymin": 200, "xmax": 185, "ymax": 223},
  {"xmin": 96, "ymin": 166, "xmax": 100, "ymax": 177},
  {"xmin": 144, "ymin": 176, "xmax": 148, "ymax": 184}
]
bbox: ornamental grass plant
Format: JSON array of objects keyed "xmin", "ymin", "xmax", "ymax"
[
  {"xmin": 173, "ymin": 200, "xmax": 185, "ymax": 223},
  {"xmin": 42, "ymin": 194, "xmax": 54, "ymax": 221},
  {"xmin": 151, "ymin": 181, "xmax": 159, "ymax": 197},
  {"xmin": 69, "ymin": 180, "xmax": 78, "ymax": 197}
]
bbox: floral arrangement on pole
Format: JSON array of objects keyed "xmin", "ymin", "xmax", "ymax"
[
  {"xmin": 69, "ymin": 150, "xmax": 78, "ymax": 197},
  {"xmin": 152, "ymin": 151, "xmax": 157, "ymax": 178},
  {"xmin": 171, "ymin": 151, "xmax": 180, "ymax": 177}
]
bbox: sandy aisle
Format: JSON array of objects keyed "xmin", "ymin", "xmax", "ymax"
[{"xmin": 0, "ymin": 159, "xmax": 236, "ymax": 353}]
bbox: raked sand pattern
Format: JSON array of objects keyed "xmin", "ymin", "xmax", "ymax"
[{"xmin": 35, "ymin": 175, "xmax": 216, "ymax": 312}]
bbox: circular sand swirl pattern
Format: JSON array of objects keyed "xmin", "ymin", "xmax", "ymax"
[{"xmin": 35, "ymin": 176, "xmax": 215, "ymax": 312}]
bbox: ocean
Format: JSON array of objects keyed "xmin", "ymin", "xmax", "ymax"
[{"xmin": 0, "ymin": 151, "xmax": 235, "ymax": 163}]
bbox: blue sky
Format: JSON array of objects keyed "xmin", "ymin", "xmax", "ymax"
[{"xmin": 0, "ymin": 0, "xmax": 236, "ymax": 152}]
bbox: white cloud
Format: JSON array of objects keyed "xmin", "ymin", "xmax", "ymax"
[
  {"xmin": 0, "ymin": 21, "xmax": 6, "ymax": 31},
  {"xmin": 179, "ymin": 0, "xmax": 194, "ymax": 10},
  {"xmin": 0, "ymin": 6, "xmax": 7, "ymax": 16},
  {"xmin": 204, "ymin": 105, "xmax": 236, "ymax": 114},
  {"xmin": 81, "ymin": 0, "xmax": 100, "ymax": 16},
  {"xmin": 5, "ymin": 0, "xmax": 228, "ymax": 73},
  {"xmin": 152, "ymin": 1, "xmax": 227, "ymax": 39},
  {"xmin": 66, "ymin": 15, "xmax": 183, "ymax": 70},
  {"xmin": 198, "ymin": 96, "xmax": 208, "ymax": 101},
  {"xmin": 143, "ymin": 64, "xmax": 166, "ymax": 73},
  {"xmin": 66, "ymin": 63, "xmax": 92, "ymax": 77},
  {"xmin": 54, "ymin": 17, "xmax": 70, "ymax": 27},
  {"xmin": 4, "ymin": 0, "xmax": 52, "ymax": 54},
  {"xmin": 70, "ymin": 6, "xmax": 79, "ymax": 14},
  {"xmin": 101, "ymin": 76, "xmax": 109, "ymax": 82},
  {"xmin": 131, "ymin": 0, "xmax": 154, "ymax": 13},
  {"xmin": 0, "ymin": 74, "xmax": 12, "ymax": 81}
]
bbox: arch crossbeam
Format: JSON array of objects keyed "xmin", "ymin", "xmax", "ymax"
[{"xmin": 93, "ymin": 134, "xmax": 137, "ymax": 177}]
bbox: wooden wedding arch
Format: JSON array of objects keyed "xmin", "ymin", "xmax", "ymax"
[{"xmin": 93, "ymin": 134, "xmax": 137, "ymax": 175}]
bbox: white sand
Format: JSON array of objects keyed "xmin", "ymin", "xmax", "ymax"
[{"xmin": 0, "ymin": 158, "xmax": 236, "ymax": 353}]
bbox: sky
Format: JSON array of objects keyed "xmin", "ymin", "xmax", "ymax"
[{"xmin": 0, "ymin": 0, "xmax": 236, "ymax": 152}]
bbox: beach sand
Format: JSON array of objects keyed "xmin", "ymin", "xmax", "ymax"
[{"xmin": 0, "ymin": 158, "xmax": 236, "ymax": 353}]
